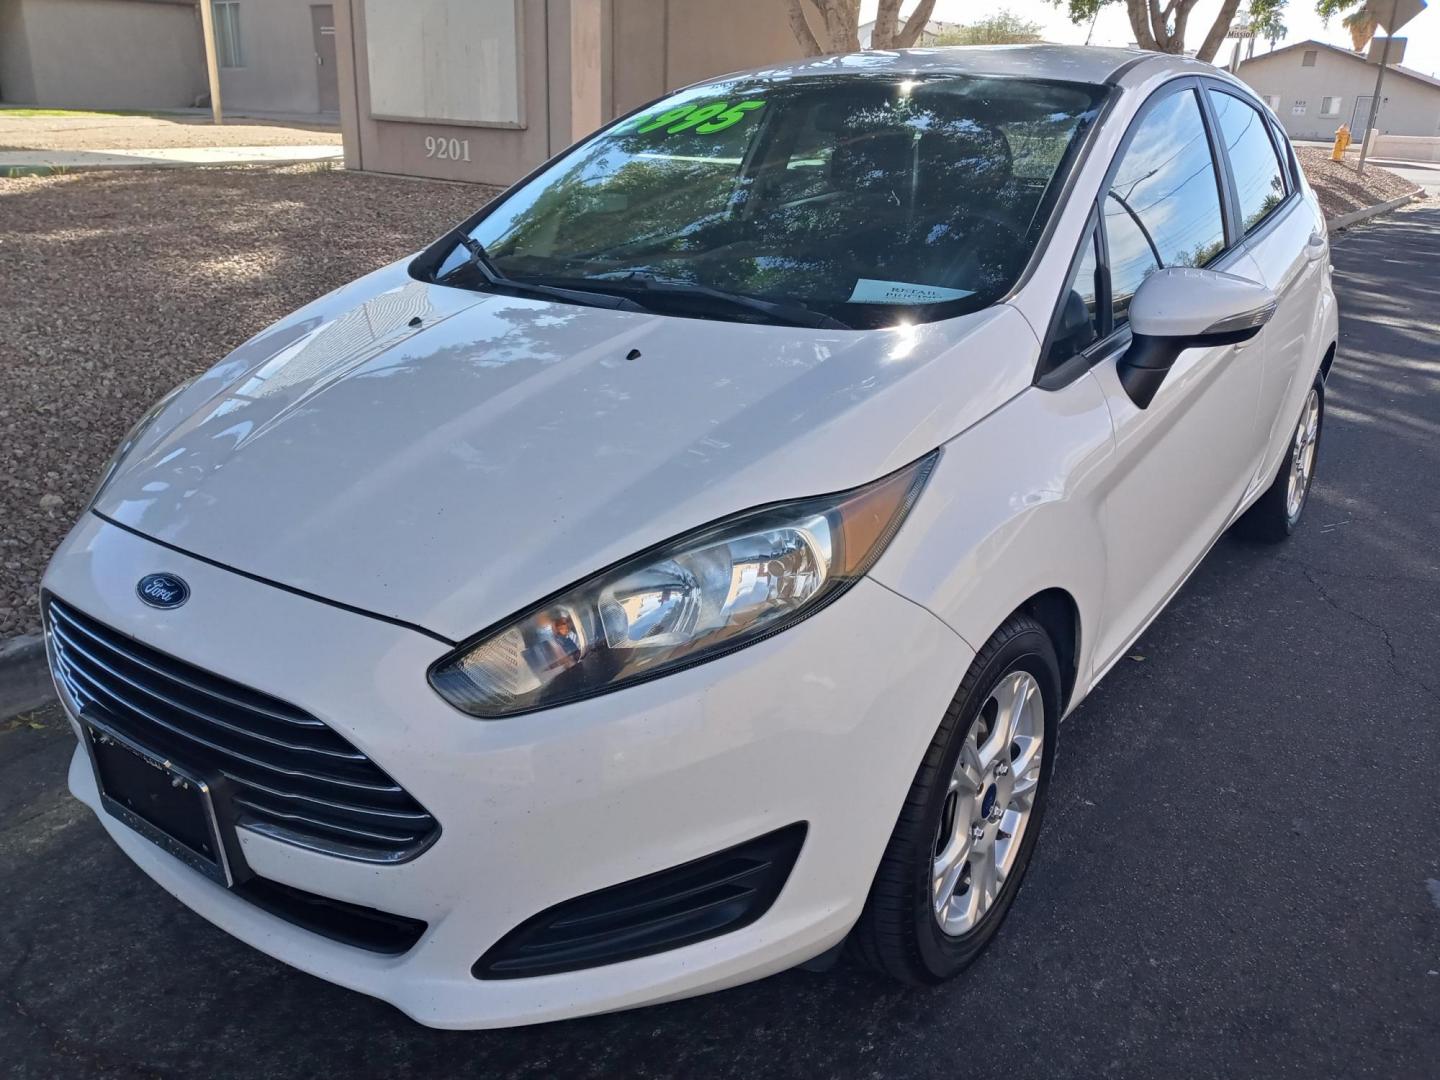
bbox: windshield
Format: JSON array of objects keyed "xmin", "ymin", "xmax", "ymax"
[{"xmin": 428, "ymin": 73, "xmax": 1108, "ymax": 329}]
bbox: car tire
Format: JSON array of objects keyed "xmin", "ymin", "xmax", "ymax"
[
  {"xmin": 850, "ymin": 614, "xmax": 1060, "ymax": 984},
  {"xmin": 1235, "ymin": 375, "xmax": 1325, "ymax": 543}
]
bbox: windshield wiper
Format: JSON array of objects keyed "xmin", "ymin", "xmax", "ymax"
[
  {"xmin": 585, "ymin": 272, "xmax": 851, "ymax": 330},
  {"xmin": 443, "ymin": 233, "xmax": 649, "ymax": 314}
]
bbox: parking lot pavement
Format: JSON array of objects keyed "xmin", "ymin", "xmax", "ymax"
[{"xmin": 3, "ymin": 207, "xmax": 1438, "ymax": 1080}]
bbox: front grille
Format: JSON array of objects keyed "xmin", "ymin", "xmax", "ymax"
[
  {"xmin": 474, "ymin": 823, "xmax": 807, "ymax": 979},
  {"xmin": 47, "ymin": 597, "xmax": 440, "ymax": 864}
]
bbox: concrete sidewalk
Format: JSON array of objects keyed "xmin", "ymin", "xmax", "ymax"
[
  {"xmin": 1, "ymin": 144, "xmax": 342, "ymax": 173},
  {"xmin": 1366, "ymin": 158, "xmax": 1440, "ymax": 195}
]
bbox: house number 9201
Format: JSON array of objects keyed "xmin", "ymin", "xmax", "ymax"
[{"xmin": 425, "ymin": 136, "xmax": 471, "ymax": 161}]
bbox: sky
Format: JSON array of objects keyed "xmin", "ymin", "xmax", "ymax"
[{"xmin": 859, "ymin": 0, "xmax": 1440, "ymax": 77}]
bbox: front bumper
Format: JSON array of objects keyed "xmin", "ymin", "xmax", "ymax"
[{"xmin": 45, "ymin": 514, "xmax": 973, "ymax": 1028}]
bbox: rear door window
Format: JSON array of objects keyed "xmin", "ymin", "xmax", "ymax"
[{"xmin": 1208, "ymin": 89, "xmax": 1289, "ymax": 234}]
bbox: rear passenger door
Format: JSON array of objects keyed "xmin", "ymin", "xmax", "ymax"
[
  {"xmin": 1204, "ymin": 85, "xmax": 1328, "ymax": 498},
  {"xmin": 1038, "ymin": 80, "xmax": 1269, "ymax": 670}
]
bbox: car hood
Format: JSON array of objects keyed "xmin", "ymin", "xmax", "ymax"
[{"xmin": 97, "ymin": 262, "xmax": 1038, "ymax": 642}]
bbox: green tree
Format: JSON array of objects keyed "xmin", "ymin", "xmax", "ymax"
[
  {"xmin": 1316, "ymin": 0, "xmax": 1390, "ymax": 50},
  {"xmin": 1248, "ymin": 0, "xmax": 1288, "ymax": 43},
  {"xmin": 932, "ymin": 13, "xmax": 1047, "ymax": 44}
]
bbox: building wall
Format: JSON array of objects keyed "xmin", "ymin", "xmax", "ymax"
[
  {"xmin": 1370, "ymin": 133, "xmax": 1440, "ymax": 160},
  {"xmin": 5, "ymin": 0, "xmax": 206, "ymax": 108},
  {"xmin": 1239, "ymin": 46, "xmax": 1440, "ymax": 141},
  {"xmin": 335, "ymin": 0, "xmax": 800, "ymax": 187},
  {"xmin": 335, "ymin": 0, "xmax": 556, "ymax": 185},
  {"xmin": 216, "ymin": 0, "xmax": 329, "ymax": 114},
  {"xmin": 665, "ymin": 0, "xmax": 805, "ymax": 90},
  {"xmin": 0, "ymin": 0, "xmax": 39, "ymax": 103}
]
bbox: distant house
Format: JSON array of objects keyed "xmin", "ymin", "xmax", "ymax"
[
  {"xmin": 0, "ymin": 0, "xmax": 339, "ymax": 116},
  {"xmin": 0, "ymin": 0, "xmax": 205, "ymax": 109},
  {"xmin": 857, "ymin": 19, "xmax": 963, "ymax": 48},
  {"xmin": 1237, "ymin": 39, "xmax": 1440, "ymax": 141}
]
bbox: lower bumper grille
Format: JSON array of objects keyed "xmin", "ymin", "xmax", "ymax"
[
  {"xmin": 46, "ymin": 596, "xmax": 440, "ymax": 864},
  {"xmin": 475, "ymin": 823, "xmax": 807, "ymax": 979},
  {"xmin": 236, "ymin": 876, "xmax": 427, "ymax": 955}
]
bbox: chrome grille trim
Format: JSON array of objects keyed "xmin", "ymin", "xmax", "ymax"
[{"xmin": 47, "ymin": 597, "xmax": 440, "ymax": 864}]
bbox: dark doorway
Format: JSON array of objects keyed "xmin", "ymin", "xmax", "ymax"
[
  {"xmin": 312, "ymin": 5, "xmax": 340, "ymax": 114},
  {"xmin": 1350, "ymin": 95, "xmax": 1375, "ymax": 140}
]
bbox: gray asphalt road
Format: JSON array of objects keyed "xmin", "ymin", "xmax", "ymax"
[{"xmin": 3, "ymin": 208, "xmax": 1438, "ymax": 1080}]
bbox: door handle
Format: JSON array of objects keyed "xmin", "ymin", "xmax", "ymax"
[{"xmin": 1304, "ymin": 231, "xmax": 1326, "ymax": 260}]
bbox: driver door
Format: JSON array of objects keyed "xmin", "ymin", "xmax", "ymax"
[{"xmin": 1046, "ymin": 81, "xmax": 1267, "ymax": 671}]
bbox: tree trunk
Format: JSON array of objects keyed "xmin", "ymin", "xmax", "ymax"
[
  {"xmin": 1148, "ymin": 0, "xmax": 1169, "ymax": 47},
  {"xmin": 1171, "ymin": 0, "xmax": 1193, "ymax": 53},
  {"xmin": 1195, "ymin": 0, "xmax": 1244, "ymax": 62},
  {"xmin": 785, "ymin": 0, "xmax": 826, "ymax": 55},
  {"xmin": 873, "ymin": 0, "xmax": 903, "ymax": 48},
  {"xmin": 1126, "ymin": 0, "xmax": 1159, "ymax": 50},
  {"xmin": 895, "ymin": 0, "xmax": 940, "ymax": 47},
  {"xmin": 820, "ymin": 0, "xmax": 861, "ymax": 53}
]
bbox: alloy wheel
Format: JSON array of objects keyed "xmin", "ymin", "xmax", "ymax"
[
  {"xmin": 1286, "ymin": 387, "xmax": 1321, "ymax": 520},
  {"xmin": 931, "ymin": 670, "xmax": 1045, "ymax": 937}
]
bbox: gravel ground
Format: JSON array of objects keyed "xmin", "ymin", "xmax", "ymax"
[
  {"xmin": 0, "ymin": 113, "xmax": 341, "ymax": 152},
  {"xmin": 1296, "ymin": 145, "xmax": 1423, "ymax": 216},
  {"xmin": 0, "ymin": 165, "xmax": 495, "ymax": 638},
  {"xmin": 0, "ymin": 150, "xmax": 1421, "ymax": 639}
]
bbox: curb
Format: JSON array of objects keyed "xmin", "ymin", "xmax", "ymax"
[
  {"xmin": 0, "ymin": 634, "xmax": 55, "ymax": 720},
  {"xmin": 1327, "ymin": 188, "xmax": 1424, "ymax": 233}
]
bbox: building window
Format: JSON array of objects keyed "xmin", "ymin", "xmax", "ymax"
[
  {"xmin": 1292, "ymin": 100, "xmax": 1307, "ymax": 115},
  {"xmin": 214, "ymin": 2, "xmax": 244, "ymax": 68},
  {"xmin": 364, "ymin": 0, "xmax": 522, "ymax": 126},
  {"xmin": 1263, "ymin": 95, "xmax": 1280, "ymax": 111},
  {"xmin": 1302, "ymin": 49, "xmax": 1318, "ymax": 67},
  {"xmin": 1320, "ymin": 96, "xmax": 1343, "ymax": 117}
]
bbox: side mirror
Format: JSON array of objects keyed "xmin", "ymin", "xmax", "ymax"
[{"xmin": 1117, "ymin": 268, "xmax": 1277, "ymax": 409}]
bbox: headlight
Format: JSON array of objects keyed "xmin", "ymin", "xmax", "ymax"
[
  {"xmin": 430, "ymin": 452, "xmax": 938, "ymax": 717},
  {"xmin": 87, "ymin": 377, "xmax": 196, "ymax": 509}
]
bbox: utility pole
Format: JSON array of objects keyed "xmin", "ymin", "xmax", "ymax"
[
  {"xmin": 198, "ymin": 0, "xmax": 224, "ymax": 125},
  {"xmin": 1356, "ymin": 0, "xmax": 1397, "ymax": 174}
]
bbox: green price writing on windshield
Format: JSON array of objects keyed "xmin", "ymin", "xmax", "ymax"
[{"xmin": 636, "ymin": 100, "xmax": 766, "ymax": 136}]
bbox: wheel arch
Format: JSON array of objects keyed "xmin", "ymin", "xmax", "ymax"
[
  {"xmin": 1016, "ymin": 588, "xmax": 1081, "ymax": 715},
  {"xmin": 867, "ymin": 378, "xmax": 1114, "ymax": 721},
  {"xmin": 1319, "ymin": 339, "xmax": 1337, "ymax": 382}
]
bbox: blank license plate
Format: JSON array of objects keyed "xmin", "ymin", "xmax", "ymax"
[{"xmin": 84, "ymin": 719, "xmax": 232, "ymax": 887}]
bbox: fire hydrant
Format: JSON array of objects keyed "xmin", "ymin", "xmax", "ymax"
[{"xmin": 1332, "ymin": 124, "xmax": 1352, "ymax": 160}]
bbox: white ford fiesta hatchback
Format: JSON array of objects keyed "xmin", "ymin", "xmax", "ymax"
[{"xmin": 43, "ymin": 45, "xmax": 1336, "ymax": 1028}]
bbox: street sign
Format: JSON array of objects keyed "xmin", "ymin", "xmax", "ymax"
[{"xmin": 1382, "ymin": 0, "xmax": 1426, "ymax": 31}]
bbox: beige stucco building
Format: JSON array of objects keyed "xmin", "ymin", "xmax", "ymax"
[
  {"xmin": 332, "ymin": 0, "xmax": 803, "ymax": 186},
  {"xmin": 0, "ymin": 0, "xmax": 206, "ymax": 109},
  {"xmin": 1237, "ymin": 39, "xmax": 1440, "ymax": 142},
  {"xmin": 0, "ymin": 0, "xmax": 340, "ymax": 115}
]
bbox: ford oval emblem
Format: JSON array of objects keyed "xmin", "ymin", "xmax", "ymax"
[{"xmin": 136, "ymin": 573, "xmax": 189, "ymax": 609}]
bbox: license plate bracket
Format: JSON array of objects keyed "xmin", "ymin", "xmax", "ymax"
[{"xmin": 81, "ymin": 714, "xmax": 234, "ymax": 887}]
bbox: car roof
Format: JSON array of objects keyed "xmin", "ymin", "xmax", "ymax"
[{"xmin": 708, "ymin": 44, "xmax": 1178, "ymax": 89}]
